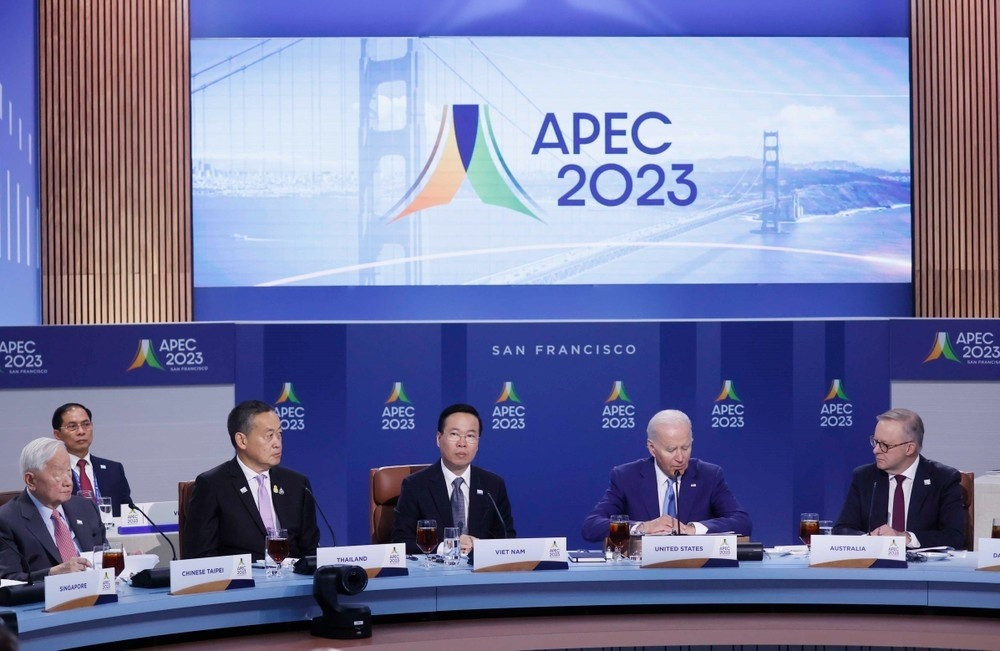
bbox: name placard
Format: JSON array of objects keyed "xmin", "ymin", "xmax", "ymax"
[
  {"xmin": 976, "ymin": 538, "xmax": 1000, "ymax": 571},
  {"xmin": 169, "ymin": 554, "xmax": 254, "ymax": 595},
  {"xmin": 117, "ymin": 500, "xmax": 180, "ymax": 535},
  {"xmin": 809, "ymin": 534, "xmax": 907, "ymax": 568},
  {"xmin": 44, "ymin": 568, "xmax": 117, "ymax": 612},
  {"xmin": 473, "ymin": 537, "xmax": 568, "ymax": 572},
  {"xmin": 316, "ymin": 544, "xmax": 408, "ymax": 577},
  {"xmin": 640, "ymin": 534, "xmax": 738, "ymax": 568}
]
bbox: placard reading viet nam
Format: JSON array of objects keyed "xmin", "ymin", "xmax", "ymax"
[
  {"xmin": 170, "ymin": 554, "xmax": 255, "ymax": 594},
  {"xmin": 317, "ymin": 544, "xmax": 408, "ymax": 578},
  {"xmin": 641, "ymin": 534, "xmax": 738, "ymax": 568},
  {"xmin": 44, "ymin": 568, "xmax": 117, "ymax": 612},
  {"xmin": 809, "ymin": 535, "xmax": 907, "ymax": 568},
  {"xmin": 473, "ymin": 537, "xmax": 568, "ymax": 572},
  {"xmin": 976, "ymin": 538, "xmax": 1000, "ymax": 571}
]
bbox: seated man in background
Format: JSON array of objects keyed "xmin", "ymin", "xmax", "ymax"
[
  {"xmin": 391, "ymin": 403, "xmax": 515, "ymax": 555},
  {"xmin": 52, "ymin": 402, "xmax": 132, "ymax": 516},
  {"xmin": 0, "ymin": 438, "xmax": 105, "ymax": 582},
  {"xmin": 583, "ymin": 409, "xmax": 752, "ymax": 542},
  {"xmin": 834, "ymin": 407, "xmax": 965, "ymax": 549},
  {"xmin": 183, "ymin": 400, "xmax": 320, "ymax": 560}
]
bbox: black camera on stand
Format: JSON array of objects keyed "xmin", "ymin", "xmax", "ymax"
[{"xmin": 310, "ymin": 564, "xmax": 371, "ymax": 639}]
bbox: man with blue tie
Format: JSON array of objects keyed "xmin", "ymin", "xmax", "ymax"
[
  {"xmin": 583, "ymin": 409, "xmax": 751, "ymax": 542},
  {"xmin": 52, "ymin": 403, "xmax": 132, "ymax": 516}
]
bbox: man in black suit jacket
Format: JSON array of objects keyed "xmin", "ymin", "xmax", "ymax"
[
  {"xmin": 53, "ymin": 403, "xmax": 133, "ymax": 516},
  {"xmin": 0, "ymin": 438, "xmax": 106, "ymax": 582},
  {"xmin": 391, "ymin": 404, "xmax": 515, "ymax": 555},
  {"xmin": 834, "ymin": 408, "xmax": 965, "ymax": 549},
  {"xmin": 183, "ymin": 400, "xmax": 320, "ymax": 561}
]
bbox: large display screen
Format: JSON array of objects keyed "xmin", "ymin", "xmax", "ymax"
[{"xmin": 192, "ymin": 36, "xmax": 911, "ymax": 319}]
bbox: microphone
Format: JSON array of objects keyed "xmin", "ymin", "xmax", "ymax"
[
  {"xmin": 127, "ymin": 501, "xmax": 176, "ymax": 589},
  {"xmin": 480, "ymin": 490, "xmax": 510, "ymax": 539},
  {"xmin": 0, "ymin": 537, "xmax": 44, "ymax": 606},
  {"xmin": 672, "ymin": 470, "xmax": 682, "ymax": 536},
  {"xmin": 866, "ymin": 479, "xmax": 879, "ymax": 534},
  {"xmin": 303, "ymin": 486, "xmax": 337, "ymax": 547}
]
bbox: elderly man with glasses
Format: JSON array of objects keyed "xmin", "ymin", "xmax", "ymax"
[
  {"xmin": 833, "ymin": 408, "xmax": 966, "ymax": 549},
  {"xmin": 391, "ymin": 403, "xmax": 516, "ymax": 555}
]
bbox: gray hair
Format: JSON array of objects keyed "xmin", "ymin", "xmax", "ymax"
[
  {"xmin": 21, "ymin": 438, "xmax": 66, "ymax": 475},
  {"xmin": 877, "ymin": 408, "xmax": 925, "ymax": 448},
  {"xmin": 646, "ymin": 409, "xmax": 692, "ymax": 440}
]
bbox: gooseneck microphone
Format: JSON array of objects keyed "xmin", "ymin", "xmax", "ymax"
[
  {"xmin": 866, "ymin": 479, "xmax": 879, "ymax": 534},
  {"xmin": 128, "ymin": 502, "xmax": 177, "ymax": 561},
  {"xmin": 303, "ymin": 486, "xmax": 338, "ymax": 547},
  {"xmin": 482, "ymin": 490, "xmax": 510, "ymax": 539},
  {"xmin": 672, "ymin": 470, "xmax": 682, "ymax": 536}
]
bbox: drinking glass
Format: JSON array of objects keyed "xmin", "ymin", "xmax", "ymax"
[
  {"xmin": 91, "ymin": 545, "xmax": 105, "ymax": 572},
  {"xmin": 992, "ymin": 518, "xmax": 1000, "ymax": 540},
  {"xmin": 818, "ymin": 520, "xmax": 833, "ymax": 537},
  {"xmin": 799, "ymin": 513, "xmax": 820, "ymax": 546},
  {"xmin": 442, "ymin": 526, "xmax": 461, "ymax": 565},
  {"xmin": 265, "ymin": 528, "xmax": 289, "ymax": 578},
  {"xmin": 609, "ymin": 514, "xmax": 630, "ymax": 561},
  {"xmin": 101, "ymin": 542, "xmax": 126, "ymax": 578},
  {"xmin": 415, "ymin": 520, "xmax": 438, "ymax": 568},
  {"xmin": 98, "ymin": 497, "xmax": 113, "ymax": 529}
]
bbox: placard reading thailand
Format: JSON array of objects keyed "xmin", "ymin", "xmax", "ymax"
[
  {"xmin": 640, "ymin": 534, "xmax": 738, "ymax": 568},
  {"xmin": 473, "ymin": 537, "xmax": 568, "ymax": 572},
  {"xmin": 316, "ymin": 544, "xmax": 408, "ymax": 578},
  {"xmin": 976, "ymin": 538, "xmax": 1000, "ymax": 571},
  {"xmin": 809, "ymin": 535, "xmax": 907, "ymax": 568},
  {"xmin": 169, "ymin": 554, "xmax": 255, "ymax": 595},
  {"xmin": 44, "ymin": 568, "xmax": 117, "ymax": 612}
]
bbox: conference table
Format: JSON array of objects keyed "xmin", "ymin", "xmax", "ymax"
[{"xmin": 7, "ymin": 551, "xmax": 1000, "ymax": 650}]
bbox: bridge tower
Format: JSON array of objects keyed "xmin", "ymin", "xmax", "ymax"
[
  {"xmin": 358, "ymin": 39, "xmax": 422, "ymax": 284},
  {"xmin": 760, "ymin": 131, "xmax": 781, "ymax": 232}
]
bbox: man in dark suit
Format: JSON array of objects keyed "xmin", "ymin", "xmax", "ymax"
[
  {"xmin": 391, "ymin": 404, "xmax": 515, "ymax": 555},
  {"xmin": 834, "ymin": 408, "xmax": 965, "ymax": 549},
  {"xmin": 182, "ymin": 400, "xmax": 320, "ymax": 560},
  {"xmin": 0, "ymin": 438, "xmax": 106, "ymax": 582},
  {"xmin": 52, "ymin": 403, "xmax": 132, "ymax": 516},
  {"xmin": 583, "ymin": 409, "xmax": 751, "ymax": 542}
]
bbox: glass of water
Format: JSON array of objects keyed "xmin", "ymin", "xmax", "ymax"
[
  {"xmin": 442, "ymin": 527, "xmax": 461, "ymax": 565},
  {"xmin": 98, "ymin": 497, "xmax": 113, "ymax": 528},
  {"xmin": 819, "ymin": 520, "xmax": 834, "ymax": 536}
]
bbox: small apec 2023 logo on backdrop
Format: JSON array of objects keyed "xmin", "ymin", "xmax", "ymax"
[
  {"xmin": 274, "ymin": 383, "xmax": 305, "ymax": 432},
  {"xmin": 126, "ymin": 338, "xmax": 208, "ymax": 372},
  {"xmin": 711, "ymin": 380, "xmax": 743, "ymax": 429},
  {"xmin": 923, "ymin": 330, "xmax": 1000, "ymax": 365},
  {"xmin": 382, "ymin": 382, "xmax": 415, "ymax": 431},
  {"xmin": 0, "ymin": 339, "xmax": 46, "ymax": 375}
]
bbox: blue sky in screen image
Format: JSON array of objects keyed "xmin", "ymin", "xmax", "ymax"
[{"xmin": 192, "ymin": 37, "xmax": 910, "ymax": 288}]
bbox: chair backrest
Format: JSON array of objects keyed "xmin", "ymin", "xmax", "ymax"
[
  {"xmin": 177, "ymin": 480, "xmax": 196, "ymax": 559},
  {"xmin": 370, "ymin": 465, "xmax": 429, "ymax": 544},
  {"xmin": 0, "ymin": 490, "xmax": 20, "ymax": 508},
  {"xmin": 960, "ymin": 471, "xmax": 974, "ymax": 551}
]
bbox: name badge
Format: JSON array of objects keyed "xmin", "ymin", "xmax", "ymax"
[
  {"xmin": 641, "ymin": 534, "xmax": 738, "ymax": 568},
  {"xmin": 810, "ymin": 534, "xmax": 907, "ymax": 568},
  {"xmin": 316, "ymin": 544, "xmax": 408, "ymax": 577},
  {"xmin": 474, "ymin": 537, "xmax": 568, "ymax": 572},
  {"xmin": 169, "ymin": 554, "xmax": 254, "ymax": 595},
  {"xmin": 976, "ymin": 537, "xmax": 1000, "ymax": 571},
  {"xmin": 44, "ymin": 568, "xmax": 117, "ymax": 612}
]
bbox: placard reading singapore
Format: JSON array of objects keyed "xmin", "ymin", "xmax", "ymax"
[{"xmin": 192, "ymin": 37, "xmax": 910, "ymax": 317}]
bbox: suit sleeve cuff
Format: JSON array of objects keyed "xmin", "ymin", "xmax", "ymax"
[{"xmin": 691, "ymin": 522, "xmax": 708, "ymax": 535}]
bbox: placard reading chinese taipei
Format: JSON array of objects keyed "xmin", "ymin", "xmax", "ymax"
[{"xmin": 192, "ymin": 37, "xmax": 911, "ymax": 320}]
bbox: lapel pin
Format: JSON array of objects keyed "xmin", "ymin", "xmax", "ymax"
[
  {"xmin": 239, "ymin": 486, "xmax": 248, "ymax": 494},
  {"xmin": 76, "ymin": 520, "xmax": 83, "ymax": 525},
  {"xmin": 690, "ymin": 483, "xmax": 697, "ymax": 487},
  {"xmin": 100, "ymin": 465, "xmax": 107, "ymax": 470},
  {"xmin": 924, "ymin": 479, "xmax": 931, "ymax": 485},
  {"xmin": 476, "ymin": 489, "xmax": 484, "ymax": 495}
]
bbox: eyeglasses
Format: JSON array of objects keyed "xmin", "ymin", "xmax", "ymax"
[
  {"xmin": 869, "ymin": 435, "xmax": 912, "ymax": 453},
  {"xmin": 444, "ymin": 432, "xmax": 479, "ymax": 444},
  {"xmin": 60, "ymin": 420, "xmax": 92, "ymax": 433}
]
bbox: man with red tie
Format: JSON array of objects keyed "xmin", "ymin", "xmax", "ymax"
[
  {"xmin": 833, "ymin": 408, "xmax": 966, "ymax": 549},
  {"xmin": 0, "ymin": 438, "xmax": 106, "ymax": 582},
  {"xmin": 52, "ymin": 403, "xmax": 133, "ymax": 516}
]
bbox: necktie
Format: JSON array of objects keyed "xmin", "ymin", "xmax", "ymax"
[
  {"xmin": 51, "ymin": 510, "xmax": 77, "ymax": 562},
  {"xmin": 77, "ymin": 458, "xmax": 96, "ymax": 502},
  {"xmin": 662, "ymin": 479, "xmax": 676, "ymax": 518},
  {"xmin": 451, "ymin": 477, "xmax": 466, "ymax": 534},
  {"xmin": 891, "ymin": 474, "xmax": 906, "ymax": 532},
  {"xmin": 255, "ymin": 474, "xmax": 276, "ymax": 533}
]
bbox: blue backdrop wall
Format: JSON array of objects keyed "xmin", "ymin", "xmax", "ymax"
[{"xmin": 5, "ymin": 317, "xmax": 988, "ymax": 549}]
